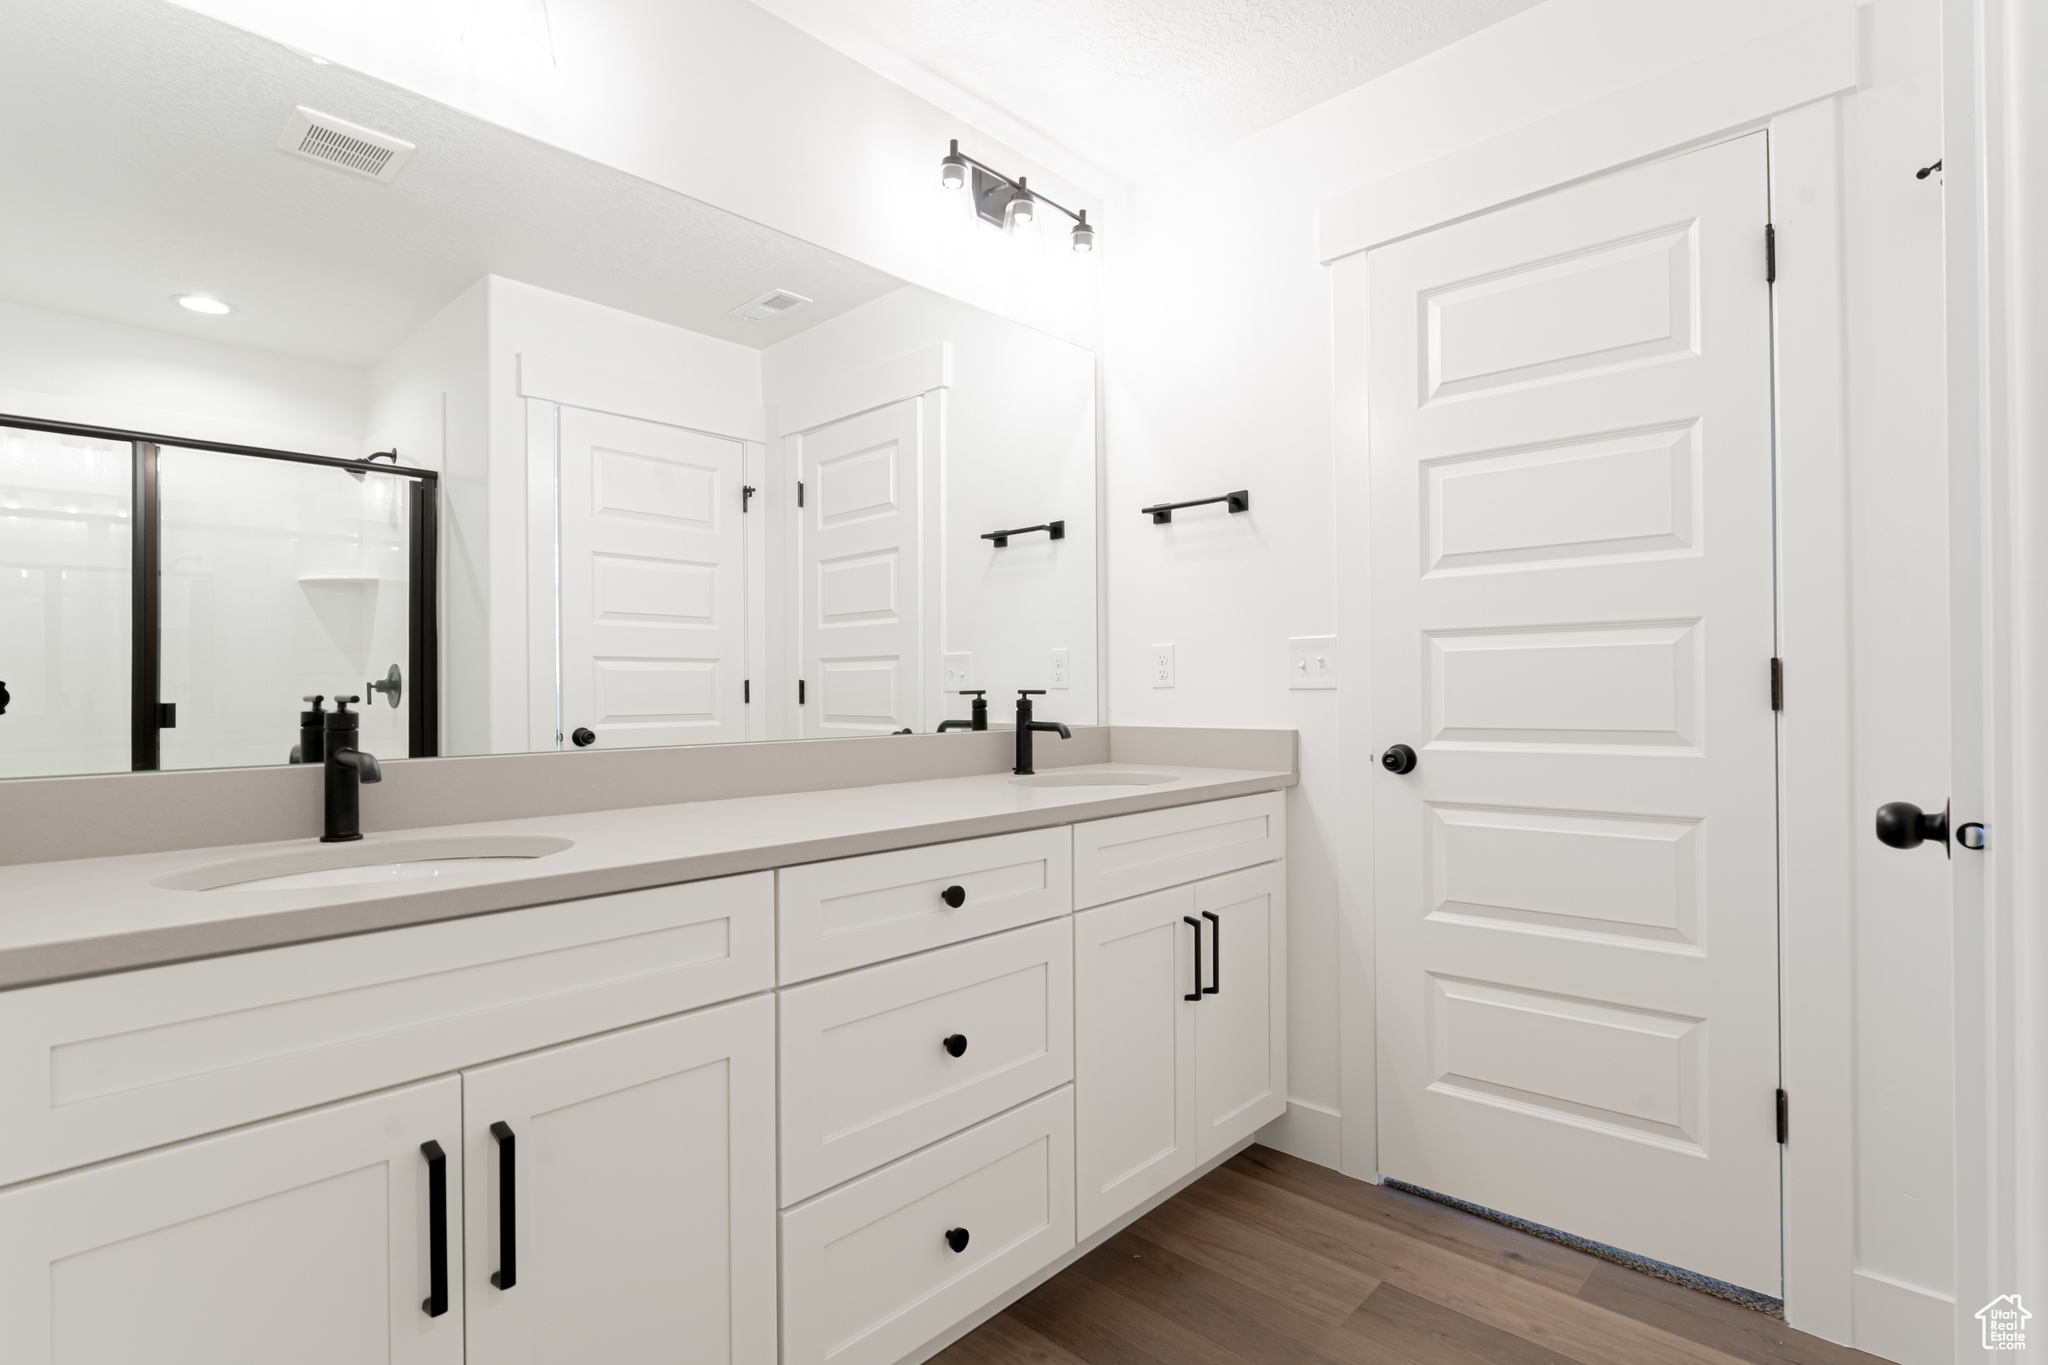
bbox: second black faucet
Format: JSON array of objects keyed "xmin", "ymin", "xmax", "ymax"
[{"xmin": 1013, "ymin": 690, "xmax": 1070, "ymax": 776}]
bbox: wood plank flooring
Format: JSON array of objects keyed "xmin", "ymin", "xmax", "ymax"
[{"xmin": 934, "ymin": 1146, "xmax": 1892, "ymax": 1365}]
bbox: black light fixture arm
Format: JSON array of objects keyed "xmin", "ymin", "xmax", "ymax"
[
  {"xmin": 948, "ymin": 143, "xmax": 1090, "ymax": 228},
  {"xmin": 1142, "ymin": 490, "xmax": 1249, "ymax": 524}
]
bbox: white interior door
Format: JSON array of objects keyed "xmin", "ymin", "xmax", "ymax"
[
  {"xmin": 462, "ymin": 996, "xmax": 777, "ymax": 1365},
  {"xmin": 797, "ymin": 397, "xmax": 923, "ymax": 736},
  {"xmin": 1368, "ymin": 133, "xmax": 1780, "ymax": 1290},
  {"xmin": 0, "ymin": 1077, "xmax": 462, "ymax": 1365},
  {"xmin": 558, "ymin": 407, "xmax": 747, "ymax": 749}
]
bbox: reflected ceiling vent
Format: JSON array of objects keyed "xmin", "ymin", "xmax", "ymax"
[
  {"xmin": 730, "ymin": 289, "xmax": 812, "ymax": 324},
  {"xmin": 276, "ymin": 106, "xmax": 416, "ymax": 183}
]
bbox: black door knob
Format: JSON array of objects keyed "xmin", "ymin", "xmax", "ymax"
[
  {"xmin": 1381, "ymin": 743, "xmax": 1417, "ymax": 775},
  {"xmin": 940, "ymin": 885, "xmax": 967, "ymax": 908},
  {"xmin": 945, "ymin": 1227, "xmax": 970, "ymax": 1253},
  {"xmin": 1875, "ymin": 800, "xmax": 1948, "ymax": 854},
  {"xmin": 0, "ymin": 680, "xmax": 10, "ymax": 715},
  {"xmin": 571, "ymin": 727, "xmax": 596, "ymax": 748},
  {"xmin": 943, "ymin": 1033, "xmax": 968, "ymax": 1057}
]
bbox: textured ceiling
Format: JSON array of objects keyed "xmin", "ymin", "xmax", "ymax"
[
  {"xmin": 748, "ymin": 0, "xmax": 1544, "ymax": 181},
  {"xmin": 0, "ymin": 0, "xmax": 902, "ymax": 367}
]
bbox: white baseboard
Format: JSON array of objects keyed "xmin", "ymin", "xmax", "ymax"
[
  {"xmin": 1853, "ymin": 1269, "xmax": 1956, "ymax": 1365},
  {"xmin": 1257, "ymin": 1099, "xmax": 1342, "ymax": 1169}
]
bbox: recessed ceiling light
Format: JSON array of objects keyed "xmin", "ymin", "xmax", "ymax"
[{"xmin": 173, "ymin": 294, "xmax": 233, "ymax": 315}]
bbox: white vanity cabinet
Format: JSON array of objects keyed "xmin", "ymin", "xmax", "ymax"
[
  {"xmin": 0, "ymin": 1076, "xmax": 464, "ymax": 1365},
  {"xmin": 1072, "ymin": 796, "xmax": 1287, "ymax": 1240}
]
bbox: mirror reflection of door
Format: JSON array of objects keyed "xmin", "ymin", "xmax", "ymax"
[
  {"xmin": 796, "ymin": 398, "xmax": 924, "ymax": 738},
  {"xmin": 557, "ymin": 408, "xmax": 748, "ymax": 750}
]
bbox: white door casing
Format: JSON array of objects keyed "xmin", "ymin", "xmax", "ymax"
[
  {"xmin": 557, "ymin": 406, "xmax": 748, "ymax": 749},
  {"xmin": 461, "ymin": 996, "xmax": 777, "ymax": 1365},
  {"xmin": 0, "ymin": 1077, "xmax": 463, "ymax": 1365},
  {"xmin": 1368, "ymin": 134, "xmax": 1781, "ymax": 1290},
  {"xmin": 796, "ymin": 396, "xmax": 924, "ymax": 736}
]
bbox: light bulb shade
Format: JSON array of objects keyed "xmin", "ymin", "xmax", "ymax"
[
  {"xmin": 1070, "ymin": 218, "xmax": 1095, "ymax": 252},
  {"xmin": 941, "ymin": 151, "xmax": 967, "ymax": 189},
  {"xmin": 1005, "ymin": 190, "xmax": 1035, "ymax": 227}
]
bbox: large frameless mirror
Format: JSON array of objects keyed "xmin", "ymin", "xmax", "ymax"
[{"xmin": 0, "ymin": 0, "xmax": 1098, "ymax": 779}]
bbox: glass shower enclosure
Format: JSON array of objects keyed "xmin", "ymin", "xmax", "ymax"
[{"xmin": 0, "ymin": 418, "xmax": 438, "ymax": 780}]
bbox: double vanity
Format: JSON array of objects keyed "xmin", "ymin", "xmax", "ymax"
[{"xmin": 0, "ymin": 739, "xmax": 1291, "ymax": 1365}]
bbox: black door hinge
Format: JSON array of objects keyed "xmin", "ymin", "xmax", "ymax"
[
  {"xmin": 1770, "ymin": 657, "xmax": 1784, "ymax": 711},
  {"xmin": 797, "ymin": 480, "xmax": 804, "ymax": 508},
  {"xmin": 1776, "ymin": 1088, "xmax": 1789, "ymax": 1144},
  {"xmin": 1765, "ymin": 224, "xmax": 1777, "ymax": 283},
  {"xmin": 742, "ymin": 484, "xmax": 756, "ymax": 512},
  {"xmin": 743, "ymin": 678, "xmax": 750, "ymax": 704},
  {"xmin": 798, "ymin": 679, "xmax": 806, "ymax": 705}
]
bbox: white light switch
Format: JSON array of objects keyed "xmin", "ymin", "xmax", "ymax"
[
  {"xmin": 1049, "ymin": 648, "xmax": 1071, "ymax": 689},
  {"xmin": 1287, "ymin": 636, "xmax": 1337, "ymax": 689},
  {"xmin": 1150, "ymin": 644, "xmax": 1175, "ymax": 688},
  {"xmin": 943, "ymin": 653, "xmax": 972, "ymax": 688}
]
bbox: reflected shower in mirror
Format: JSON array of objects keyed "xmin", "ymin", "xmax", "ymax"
[{"xmin": 0, "ymin": 0, "xmax": 1098, "ymax": 779}]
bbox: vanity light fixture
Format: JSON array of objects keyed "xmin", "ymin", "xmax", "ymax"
[
  {"xmin": 174, "ymin": 294, "xmax": 233, "ymax": 315},
  {"xmin": 940, "ymin": 139, "xmax": 1096, "ymax": 251}
]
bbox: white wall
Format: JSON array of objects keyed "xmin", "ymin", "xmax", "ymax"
[
  {"xmin": 1104, "ymin": 0, "xmax": 1951, "ymax": 1350},
  {"xmin": 166, "ymin": 0, "xmax": 1105, "ymax": 355},
  {"xmin": 762, "ymin": 287, "xmax": 1099, "ymax": 733},
  {"xmin": 0, "ymin": 298, "xmax": 366, "ymax": 456}
]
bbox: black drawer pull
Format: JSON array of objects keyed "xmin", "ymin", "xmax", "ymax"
[
  {"xmin": 945, "ymin": 1227, "xmax": 971, "ymax": 1253},
  {"xmin": 420, "ymin": 1140, "xmax": 448, "ymax": 1317},
  {"xmin": 943, "ymin": 1033, "xmax": 968, "ymax": 1058},
  {"xmin": 940, "ymin": 884, "xmax": 967, "ymax": 908},
  {"xmin": 489, "ymin": 1120, "xmax": 517, "ymax": 1290},
  {"xmin": 1184, "ymin": 916, "xmax": 1203, "ymax": 1001},
  {"xmin": 1202, "ymin": 911, "xmax": 1221, "ymax": 995}
]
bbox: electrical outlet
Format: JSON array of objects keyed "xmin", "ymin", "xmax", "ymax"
[
  {"xmin": 1287, "ymin": 636, "xmax": 1337, "ymax": 689},
  {"xmin": 1150, "ymin": 643, "xmax": 1175, "ymax": 688},
  {"xmin": 942, "ymin": 653, "xmax": 972, "ymax": 688},
  {"xmin": 1049, "ymin": 648, "xmax": 1071, "ymax": 689}
]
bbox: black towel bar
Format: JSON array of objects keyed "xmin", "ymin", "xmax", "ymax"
[{"xmin": 1141, "ymin": 490, "xmax": 1248, "ymax": 523}]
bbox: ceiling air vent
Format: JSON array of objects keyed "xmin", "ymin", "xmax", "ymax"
[
  {"xmin": 730, "ymin": 289, "xmax": 813, "ymax": 324},
  {"xmin": 276, "ymin": 106, "xmax": 416, "ymax": 183}
]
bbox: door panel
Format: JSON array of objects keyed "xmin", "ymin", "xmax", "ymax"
[
  {"xmin": 462, "ymin": 996, "xmax": 776, "ymax": 1365},
  {"xmin": 1193, "ymin": 862, "xmax": 1287, "ymax": 1160},
  {"xmin": 1369, "ymin": 133, "xmax": 1780, "ymax": 1291},
  {"xmin": 0, "ymin": 1077, "xmax": 462, "ymax": 1365},
  {"xmin": 797, "ymin": 399, "xmax": 923, "ymax": 736},
  {"xmin": 558, "ymin": 407, "xmax": 748, "ymax": 748}
]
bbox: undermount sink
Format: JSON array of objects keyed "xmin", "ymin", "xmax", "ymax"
[
  {"xmin": 1010, "ymin": 770, "xmax": 1180, "ymax": 788},
  {"xmin": 153, "ymin": 835, "xmax": 575, "ymax": 892}
]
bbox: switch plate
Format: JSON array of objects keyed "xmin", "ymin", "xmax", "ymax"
[
  {"xmin": 1287, "ymin": 636, "xmax": 1337, "ymax": 689},
  {"xmin": 1049, "ymin": 648, "xmax": 1070, "ymax": 689},
  {"xmin": 1150, "ymin": 644, "xmax": 1175, "ymax": 688},
  {"xmin": 942, "ymin": 653, "xmax": 972, "ymax": 688}
]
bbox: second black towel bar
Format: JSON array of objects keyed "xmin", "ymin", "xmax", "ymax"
[
  {"xmin": 982, "ymin": 520, "xmax": 1064, "ymax": 547},
  {"xmin": 1142, "ymin": 490, "xmax": 1248, "ymax": 523}
]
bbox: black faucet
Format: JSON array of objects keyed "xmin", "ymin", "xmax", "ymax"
[
  {"xmin": 1013, "ymin": 690, "xmax": 1070, "ymax": 776},
  {"xmin": 937, "ymin": 690, "xmax": 989, "ymax": 732},
  {"xmin": 290, "ymin": 694, "xmax": 326, "ymax": 765},
  {"xmin": 322, "ymin": 695, "xmax": 383, "ymax": 842}
]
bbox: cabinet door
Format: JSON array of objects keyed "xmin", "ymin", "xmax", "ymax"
[
  {"xmin": 461, "ymin": 995, "xmax": 776, "ymax": 1365},
  {"xmin": 0, "ymin": 1076, "xmax": 462, "ymax": 1365},
  {"xmin": 1194, "ymin": 862, "xmax": 1288, "ymax": 1160},
  {"xmin": 1072, "ymin": 885, "xmax": 1197, "ymax": 1240}
]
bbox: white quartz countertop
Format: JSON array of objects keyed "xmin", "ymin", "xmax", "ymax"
[{"xmin": 0, "ymin": 762, "xmax": 1291, "ymax": 990}]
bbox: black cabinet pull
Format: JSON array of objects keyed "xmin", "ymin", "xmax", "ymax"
[
  {"xmin": 1202, "ymin": 911, "xmax": 1221, "ymax": 995},
  {"xmin": 940, "ymin": 884, "xmax": 967, "ymax": 908},
  {"xmin": 945, "ymin": 1227, "xmax": 971, "ymax": 1253},
  {"xmin": 489, "ymin": 1120, "xmax": 517, "ymax": 1290},
  {"xmin": 943, "ymin": 1033, "xmax": 968, "ymax": 1058},
  {"xmin": 1183, "ymin": 916, "xmax": 1203, "ymax": 1001},
  {"xmin": 420, "ymin": 1140, "xmax": 449, "ymax": 1317}
]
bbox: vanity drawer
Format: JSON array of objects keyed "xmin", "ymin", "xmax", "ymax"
[
  {"xmin": 780, "ymin": 1086, "xmax": 1075, "ymax": 1365},
  {"xmin": 778, "ymin": 918, "xmax": 1072, "ymax": 1204},
  {"xmin": 1073, "ymin": 790, "xmax": 1285, "ymax": 908},
  {"xmin": 0, "ymin": 872, "xmax": 773, "ymax": 1189},
  {"xmin": 777, "ymin": 826, "xmax": 1072, "ymax": 983}
]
